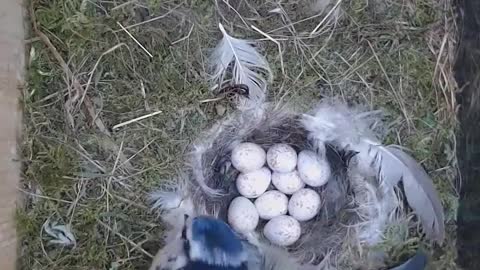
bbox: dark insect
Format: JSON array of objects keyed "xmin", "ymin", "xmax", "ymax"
[{"xmin": 217, "ymin": 84, "xmax": 250, "ymax": 100}]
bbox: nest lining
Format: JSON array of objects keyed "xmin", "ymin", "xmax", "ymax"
[{"xmin": 185, "ymin": 106, "xmax": 388, "ymax": 266}]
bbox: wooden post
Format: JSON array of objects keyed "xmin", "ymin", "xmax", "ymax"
[{"xmin": 456, "ymin": 0, "xmax": 480, "ymax": 268}]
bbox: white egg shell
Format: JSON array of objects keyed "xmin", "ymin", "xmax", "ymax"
[
  {"xmin": 254, "ymin": 190, "xmax": 288, "ymax": 220},
  {"xmin": 297, "ymin": 150, "xmax": 331, "ymax": 187},
  {"xmin": 271, "ymin": 170, "xmax": 305, "ymax": 195},
  {"xmin": 228, "ymin": 197, "xmax": 259, "ymax": 232},
  {"xmin": 288, "ymin": 188, "xmax": 321, "ymax": 222},
  {"xmin": 231, "ymin": 143, "xmax": 266, "ymax": 173},
  {"xmin": 266, "ymin": 144, "xmax": 297, "ymax": 173},
  {"xmin": 236, "ymin": 167, "xmax": 271, "ymax": 198},
  {"xmin": 263, "ymin": 215, "xmax": 301, "ymax": 246}
]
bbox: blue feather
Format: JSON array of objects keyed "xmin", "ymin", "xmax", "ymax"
[
  {"xmin": 187, "ymin": 216, "xmax": 247, "ymax": 267},
  {"xmin": 191, "ymin": 216, "xmax": 244, "ymax": 254},
  {"xmin": 184, "ymin": 261, "xmax": 247, "ymax": 270}
]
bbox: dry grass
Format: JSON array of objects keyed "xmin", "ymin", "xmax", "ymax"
[{"xmin": 20, "ymin": 0, "xmax": 458, "ymax": 269}]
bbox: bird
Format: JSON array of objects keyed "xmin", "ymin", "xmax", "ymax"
[
  {"xmin": 150, "ymin": 22, "xmax": 439, "ymax": 270},
  {"xmin": 149, "ymin": 214, "xmax": 427, "ymax": 270},
  {"xmin": 149, "ymin": 215, "xmax": 248, "ymax": 270}
]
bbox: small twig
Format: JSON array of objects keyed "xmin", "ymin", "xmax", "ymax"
[
  {"xmin": 111, "ymin": 194, "xmax": 148, "ymax": 210},
  {"xmin": 97, "ymin": 219, "xmax": 153, "ymax": 258},
  {"xmin": 251, "ymin": 25, "xmax": 285, "ymax": 75},
  {"xmin": 19, "ymin": 189, "xmax": 85, "ymax": 206},
  {"xmin": 432, "ymin": 33, "xmax": 452, "ymax": 112},
  {"xmin": 367, "ymin": 40, "xmax": 412, "ymax": 130},
  {"xmin": 67, "ymin": 180, "xmax": 86, "ymax": 226},
  {"xmin": 268, "ymin": 11, "xmax": 325, "ymax": 34},
  {"xmin": 77, "ymin": 43, "xmax": 127, "ymax": 113},
  {"xmin": 113, "ymin": 5, "xmax": 181, "ymax": 32},
  {"xmin": 111, "ymin": 0, "xmax": 137, "ymax": 11},
  {"xmin": 220, "ymin": 0, "xmax": 249, "ymax": 28},
  {"xmin": 118, "ymin": 139, "xmax": 156, "ymax": 170},
  {"xmin": 199, "ymin": 97, "xmax": 225, "ymax": 103},
  {"xmin": 140, "ymin": 81, "xmax": 150, "ymax": 111},
  {"xmin": 309, "ymin": 0, "xmax": 343, "ymax": 37},
  {"xmin": 172, "ymin": 24, "xmax": 195, "ymax": 45},
  {"xmin": 113, "ymin": 111, "xmax": 162, "ymax": 130},
  {"xmin": 116, "ymin": 22, "xmax": 153, "ymax": 58},
  {"xmin": 30, "ymin": 2, "xmax": 111, "ymax": 135},
  {"xmin": 104, "ymin": 137, "xmax": 125, "ymax": 231}
]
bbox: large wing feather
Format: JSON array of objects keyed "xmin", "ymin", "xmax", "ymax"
[
  {"xmin": 302, "ymin": 99, "xmax": 445, "ymax": 243},
  {"xmin": 210, "ymin": 23, "xmax": 272, "ymax": 107},
  {"xmin": 355, "ymin": 142, "xmax": 445, "ymax": 243},
  {"xmin": 384, "ymin": 147, "xmax": 445, "ymax": 243}
]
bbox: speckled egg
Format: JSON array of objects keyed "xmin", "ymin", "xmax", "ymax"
[
  {"xmin": 236, "ymin": 167, "xmax": 271, "ymax": 198},
  {"xmin": 297, "ymin": 150, "xmax": 331, "ymax": 187},
  {"xmin": 254, "ymin": 190, "xmax": 289, "ymax": 220},
  {"xmin": 228, "ymin": 197, "xmax": 259, "ymax": 233},
  {"xmin": 288, "ymin": 188, "xmax": 321, "ymax": 222},
  {"xmin": 266, "ymin": 144, "xmax": 297, "ymax": 173},
  {"xmin": 271, "ymin": 170, "xmax": 305, "ymax": 195},
  {"xmin": 231, "ymin": 143, "xmax": 266, "ymax": 173},
  {"xmin": 263, "ymin": 215, "xmax": 301, "ymax": 246}
]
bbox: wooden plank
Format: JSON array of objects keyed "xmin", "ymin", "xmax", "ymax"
[{"xmin": 0, "ymin": 0, "xmax": 24, "ymax": 269}]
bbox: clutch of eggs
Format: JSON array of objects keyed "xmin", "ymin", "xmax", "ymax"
[{"xmin": 228, "ymin": 142, "xmax": 330, "ymax": 246}]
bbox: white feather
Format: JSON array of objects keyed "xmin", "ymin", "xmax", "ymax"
[
  {"xmin": 149, "ymin": 190, "xmax": 183, "ymax": 210},
  {"xmin": 210, "ymin": 23, "xmax": 272, "ymax": 109},
  {"xmin": 148, "ymin": 195, "xmax": 192, "ymax": 270},
  {"xmin": 302, "ymin": 99, "xmax": 445, "ymax": 243},
  {"xmin": 43, "ymin": 220, "xmax": 76, "ymax": 247},
  {"xmin": 149, "ymin": 236, "xmax": 188, "ymax": 270},
  {"xmin": 349, "ymin": 171, "xmax": 398, "ymax": 246},
  {"xmin": 301, "ymin": 99, "xmax": 382, "ymax": 148},
  {"xmin": 353, "ymin": 143, "xmax": 445, "ymax": 242},
  {"xmin": 149, "ymin": 179, "xmax": 196, "ymax": 230}
]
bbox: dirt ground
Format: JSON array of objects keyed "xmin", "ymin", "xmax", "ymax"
[{"xmin": 21, "ymin": 0, "xmax": 458, "ymax": 269}]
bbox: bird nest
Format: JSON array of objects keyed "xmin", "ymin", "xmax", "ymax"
[
  {"xmin": 191, "ymin": 108, "xmax": 354, "ymax": 265},
  {"xmin": 151, "ymin": 98, "xmax": 443, "ymax": 269}
]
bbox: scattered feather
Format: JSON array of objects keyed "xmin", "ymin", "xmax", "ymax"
[
  {"xmin": 149, "ymin": 237, "xmax": 188, "ymax": 270},
  {"xmin": 303, "ymin": 99, "xmax": 445, "ymax": 243},
  {"xmin": 43, "ymin": 220, "xmax": 76, "ymax": 247},
  {"xmin": 386, "ymin": 147, "xmax": 445, "ymax": 243},
  {"xmin": 301, "ymin": 99, "xmax": 382, "ymax": 147},
  {"xmin": 349, "ymin": 171, "xmax": 399, "ymax": 246},
  {"xmin": 149, "ymin": 190, "xmax": 183, "ymax": 210},
  {"xmin": 358, "ymin": 143, "xmax": 445, "ymax": 242},
  {"xmin": 210, "ymin": 23, "xmax": 272, "ymax": 109}
]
